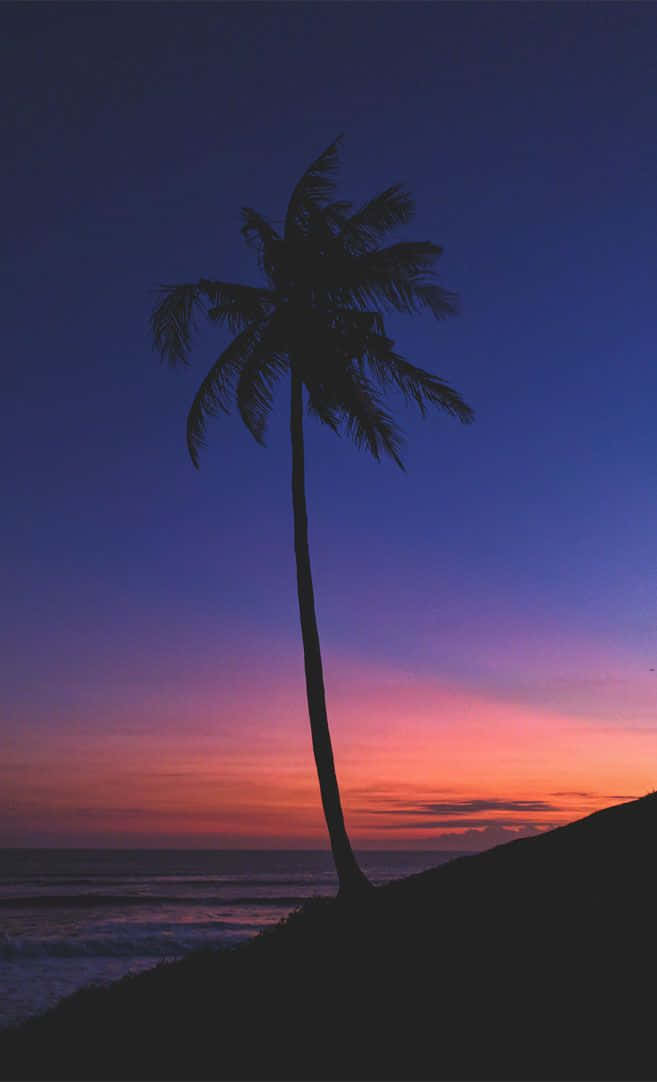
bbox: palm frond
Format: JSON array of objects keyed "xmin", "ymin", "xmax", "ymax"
[
  {"xmin": 198, "ymin": 279, "xmax": 276, "ymax": 334},
  {"xmin": 339, "ymin": 369, "xmax": 406, "ymax": 469},
  {"xmin": 365, "ymin": 240, "xmax": 443, "ymax": 279},
  {"xmin": 402, "ymin": 363, "xmax": 473, "ymax": 421},
  {"xmin": 186, "ymin": 322, "xmax": 267, "ymax": 467},
  {"xmin": 151, "ymin": 284, "xmax": 203, "ymax": 366},
  {"xmin": 304, "ymin": 360, "xmax": 405, "ymax": 468},
  {"xmin": 327, "ymin": 319, "xmax": 472, "ymax": 422},
  {"xmin": 284, "ymin": 136, "xmax": 343, "ymax": 239},
  {"xmin": 300, "ymin": 311, "xmax": 472, "ymax": 434},
  {"xmin": 240, "ymin": 208, "xmax": 281, "ymax": 281},
  {"xmin": 236, "ymin": 348, "xmax": 288, "ymax": 444},
  {"xmin": 305, "ymin": 389, "xmax": 341, "ymax": 433},
  {"xmin": 341, "ymin": 185, "xmax": 415, "ymax": 254},
  {"xmin": 411, "ymin": 283, "xmax": 459, "ymax": 320},
  {"xmin": 325, "ymin": 241, "xmax": 458, "ymax": 318},
  {"xmin": 365, "ymin": 341, "xmax": 473, "ymax": 423}
]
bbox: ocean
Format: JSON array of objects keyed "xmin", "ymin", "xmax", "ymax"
[{"xmin": 0, "ymin": 848, "xmax": 464, "ymax": 1030}]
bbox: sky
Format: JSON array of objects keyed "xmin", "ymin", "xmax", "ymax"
[{"xmin": 2, "ymin": 1, "xmax": 657, "ymax": 849}]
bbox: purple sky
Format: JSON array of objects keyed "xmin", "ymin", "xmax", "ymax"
[{"xmin": 2, "ymin": 2, "xmax": 657, "ymax": 846}]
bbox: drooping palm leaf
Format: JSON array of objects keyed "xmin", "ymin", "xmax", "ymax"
[
  {"xmin": 198, "ymin": 280, "xmax": 276, "ymax": 334},
  {"xmin": 186, "ymin": 322, "xmax": 268, "ymax": 467},
  {"xmin": 333, "ymin": 367, "xmax": 406, "ymax": 469},
  {"xmin": 340, "ymin": 326, "xmax": 472, "ymax": 421},
  {"xmin": 300, "ymin": 329, "xmax": 405, "ymax": 467},
  {"xmin": 373, "ymin": 349, "xmax": 472, "ymax": 421},
  {"xmin": 151, "ymin": 283, "xmax": 203, "ymax": 366},
  {"xmin": 236, "ymin": 347, "xmax": 289, "ymax": 444}
]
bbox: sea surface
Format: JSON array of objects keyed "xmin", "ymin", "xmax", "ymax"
[{"xmin": 0, "ymin": 848, "xmax": 465, "ymax": 1029}]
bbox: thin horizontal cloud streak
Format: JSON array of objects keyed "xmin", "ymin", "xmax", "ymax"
[
  {"xmin": 372, "ymin": 817, "xmax": 555, "ymax": 830},
  {"xmin": 367, "ymin": 798, "xmax": 559, "ymax": 817},
  {"xmin": 550, "ymin": 791, "xmax": 636, "ymax": 801}
]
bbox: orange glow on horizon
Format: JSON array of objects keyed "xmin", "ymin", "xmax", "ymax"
[{"xmin": 4, "ymin": 647, "xmax": 655, "ymax": 849}]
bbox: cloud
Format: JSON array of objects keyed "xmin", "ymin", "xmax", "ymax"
[
  {"xmin": 372, "ymin": 817, "xmax": 553, "ymax": 830},
  {"xmin": 362, "ymin": 823, "xmax": 545, "ymax": 852},
  {"xmin": 551, "ymin": 791, "xmax": 635, "ymax": 801},
  {"xmin": 436, "ymin": 824, "xmax": 543, "ymax": 850},
  {"xmin": 367, "ymin": 798, "xmax": 559, "ymax": 818},
  {"xmin": 550, "ymin": 791, "xmax": 595, "ymax": 799}
]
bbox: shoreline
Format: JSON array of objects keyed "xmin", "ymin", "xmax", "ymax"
[{"xmin": 2, "ymin": 794, "xmax": 656, "ymax": 1080}]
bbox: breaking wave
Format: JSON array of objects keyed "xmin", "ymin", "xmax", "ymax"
[{"xmin": 1, "ymin": 922, "xmax": 258, "ymax": 961}]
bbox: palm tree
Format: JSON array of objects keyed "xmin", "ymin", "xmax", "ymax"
[{"xmin": 150, "ymin": 137, "xmax": 473, "ymax": 897}]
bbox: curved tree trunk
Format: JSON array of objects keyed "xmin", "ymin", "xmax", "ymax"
[{"xmin": 290, "ymin": 371, "xmax": 372, "ymax": 897}]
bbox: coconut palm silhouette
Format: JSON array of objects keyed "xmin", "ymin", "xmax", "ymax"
[{"xmin": 151, "ymin": 137, "xmax": 473, "ymax": 895}]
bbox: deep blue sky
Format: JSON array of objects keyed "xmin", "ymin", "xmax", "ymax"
[{"xmin": 3, "ymin": 2, "xmax": 657, "ymax": 845}]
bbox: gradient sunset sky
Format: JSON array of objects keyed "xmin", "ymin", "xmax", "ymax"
[{"xmin": 3, "ymin": 2, "xmax": 657, "ymax": 849}]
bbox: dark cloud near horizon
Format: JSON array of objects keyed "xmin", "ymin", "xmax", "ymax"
[
  {"xmin": 550, "ymin": 791, "xmax": 635, "ymax": 801},
  {"xmin": 373, "ymin": 817, "xmax": 555, "ymax": 830},
  {"xmin": 367, "ymin": 798, "xmax": 559, "ymax": 818},
  {"xmin": 440, "ymin": 824, "xmax": 543, "ymax": 848},
  {"xmin": 370, "ymin": 822, "xmax": 546, "ymax": 850}
]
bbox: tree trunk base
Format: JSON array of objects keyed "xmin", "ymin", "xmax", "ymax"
[{"xmin": 336, "ymin": 866, "xmax": 375, "ymax": 901}]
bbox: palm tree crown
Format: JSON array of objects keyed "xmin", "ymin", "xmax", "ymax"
[{"xmin": 151, "ymin": 136, "xmax": 473, "ymax": 463}]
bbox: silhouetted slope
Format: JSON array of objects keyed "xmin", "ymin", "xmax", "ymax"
[{"xmin": 2, "ymin": 794, "xmax": 656, "ymax": 1081}]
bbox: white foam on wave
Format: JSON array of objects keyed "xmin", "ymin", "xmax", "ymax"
[{"xmin": 1, "ymin": 921, "xmax": 257, "ymax": 961}]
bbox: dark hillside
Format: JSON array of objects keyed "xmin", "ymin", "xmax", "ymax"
[{"xmin": 2, "ymin": 793, "xmax": 656, "ymax": 1081}]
